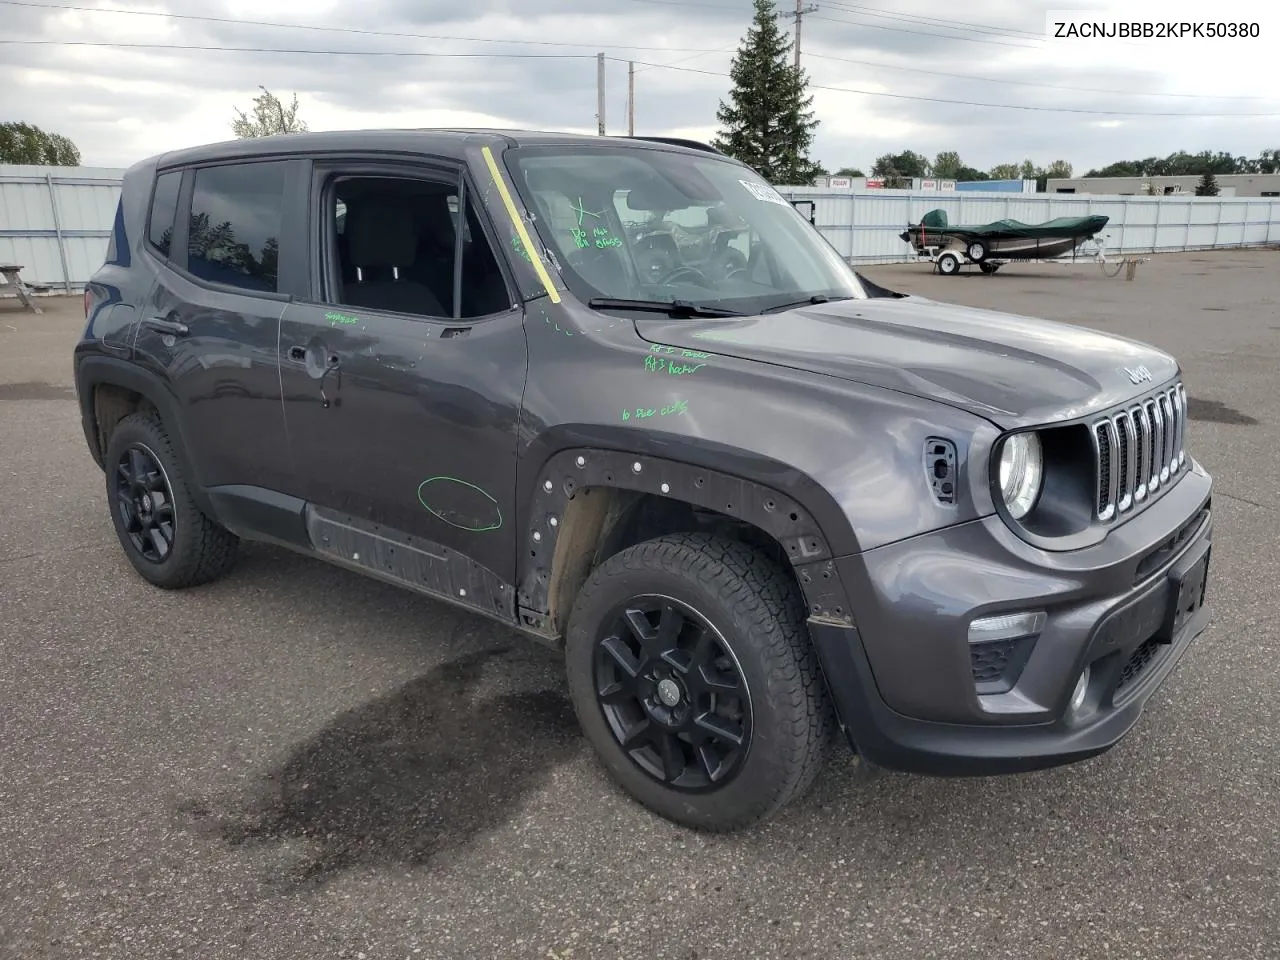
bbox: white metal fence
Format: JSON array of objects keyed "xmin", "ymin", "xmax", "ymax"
[
  {"xmin": 0, "ymin": 165, "xmax": 126, "ymax": 293},
  {"xmin": 776, "ymin": 186, "xmax": 1280, "ymax": 264},
  {"xmin": 3, "ymin": 165, "xmax": 1279, "ymax": 292}
]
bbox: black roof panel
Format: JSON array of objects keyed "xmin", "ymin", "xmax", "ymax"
[{"xmin": 150, "ymin": 128, "xmax": 734, "ymax": 170}]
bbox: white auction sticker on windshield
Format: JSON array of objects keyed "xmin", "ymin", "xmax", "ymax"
[{"xmin": 739, "ymin": 179, "xmax": 789, "ymax": 205}]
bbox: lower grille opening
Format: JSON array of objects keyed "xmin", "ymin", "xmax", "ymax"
[
  {"xmin": 1116, "ymin": 637, "xmax": 1168, "ymax": 693},
  {"xmin": 971, "ymin": 635, "xmax": 1036, "ymax": 695}
]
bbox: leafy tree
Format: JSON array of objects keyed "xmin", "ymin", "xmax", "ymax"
[
  {"xmin": 989, "ymin": 162, "xmax": 1022, "ymax": 181},
  {"xmin": 712, "ymin": 0, "xmax": 822, "ymax": 184},
  {"xmin": 232, "ymin": 86, "xmax": 309, "ymax": 138},
  {"xmin": 870, "ymin": 150, "xmax": 929, "ymax": 187},
  {"xmin": 930, "ymin": 151, "xmax": 964, "ymax": 180},
  {"xmin": 1044, "ymin": 160, "xmax": 1072, "ymax": 179},
  {"xmin": 955, "ymin": 166, "xmax": 989, "ymax": 182},
  {"xmin": 1195, "ymin": 171, "xmax": 1220, "ymax": 196},
  {"xmin": 833, "ymin": 166, "xmax": 865, "ymax": 177},
  {"xmin": 0, "ymin": 121, "xmax": 81, "ymax": 165}
]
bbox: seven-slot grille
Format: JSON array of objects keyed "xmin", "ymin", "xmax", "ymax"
[{"xmin": 1092, "ymin": 382, "xmax": 1187, "ymax": 522}]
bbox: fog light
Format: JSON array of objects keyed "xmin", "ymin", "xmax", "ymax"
[
  {"xmin": 968, "ymin": 611, "xmax": 1046, "ymax": 644},
  {"xmin": 1070, "ymin": 666, "xmax": 1091, "ymax": 712}
]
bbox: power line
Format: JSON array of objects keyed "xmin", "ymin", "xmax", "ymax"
[
  {"xmin": 0, "ymin": 0, "xmax": 727, "ymax": 53},
  {"xmin": 8, "ymin": 0, "xmax": 1224, "ymax": 99},
  {"xmin": 617, "ymin": 0, "xmax": 1049, "ymax": 49},
  {"xmin": 4, "ymin": 36, "xmax": 1269, "ymax": 116},
  {"xmin": 807, "ymin": 12, "xmax": 1042, "ymax": 48},
  {"xmin": 0, "ymin": 40, "xmax": 599, "ymax": 58},
  {"xmin": 803, "ymin": 51, "xmax": 1270, "ymax": 101},
  {"xmin": 615, "ymin": 57, "xmax": 1280, "ymax": 117},
  {"xmin": 817, "ymin": 0, "xmax": 1048, "ymax": 41}
]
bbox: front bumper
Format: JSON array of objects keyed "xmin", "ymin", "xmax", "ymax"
[{"xmin": 811, "ymin": 458, "xmax": 1213, "ymax": 775}]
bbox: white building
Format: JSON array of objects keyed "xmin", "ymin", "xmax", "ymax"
[{"xmin": 1046, "ymin": 173, "xmax": 1280, "ymax": 198}]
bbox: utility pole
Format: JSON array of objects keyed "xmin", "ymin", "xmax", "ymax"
[
  {"xmin": 778, "ymin": 0, "xmax": 818, "ymax": 69},
  {"xmin": 627, "ymin": 61, "xmax": 635, "ymax": 136},
  {"xmin": 597, "ymin": 53, "xmax": 606, "ymax": 135}
]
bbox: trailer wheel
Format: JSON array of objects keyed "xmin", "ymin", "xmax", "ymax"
[
  {"xmin": 937, "ymin": 252, "xmax": 962, "ymax": 275},
  {"xmin": 979, "ymin": 261, "xmax": 1001, "ymax": 274},
  {"xmin": 967, "ymin": 240, "xmax": 988, "ymax": 262}
]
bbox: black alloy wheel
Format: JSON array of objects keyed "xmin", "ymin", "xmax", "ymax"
[
  {"xmin": 594, "ymin": 595, "xmax": 752, "ymax": 791},
  {"xmin": 114, "ymin": 444, "xmax": 177, "ymax": 564}
]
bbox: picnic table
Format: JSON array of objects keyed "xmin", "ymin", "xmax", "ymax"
[{"xmin": 0, "ymin": 264, "xmax": 44, "ymax": 314}]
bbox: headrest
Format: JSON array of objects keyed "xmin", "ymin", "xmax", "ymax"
[{"xmin": 345, "ymin": 201, "xmax": 417, "ymax": 268}]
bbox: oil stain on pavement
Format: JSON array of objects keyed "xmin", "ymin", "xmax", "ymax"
[
  {"xmin": 180, "ymin": 646, "xmax": 581, "ymax": 885},
  {"xmin": 0, "ymin": 381, "xmax": 75, "ymax": 401}
]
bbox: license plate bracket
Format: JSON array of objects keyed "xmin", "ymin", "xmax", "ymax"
[{"xmin": 1158, "ymin": 541, "xmax": 1210, "ymax": 641}]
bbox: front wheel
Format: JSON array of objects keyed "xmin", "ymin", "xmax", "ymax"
[{"xmin": 564, "ymin": 533, "xmax": 834, "ymax": 831}]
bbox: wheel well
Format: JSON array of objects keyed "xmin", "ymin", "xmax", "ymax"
[
  {"xmin": 517, "ymin": 448, "xmax": 854, "ymax": 646},
  {"xmin": 540, "ymin": 487, "xmax": 795, "ymax": 638},
  {"xmin": 91, "ymin": 382, "xmax": 151, "ymax": 460}
]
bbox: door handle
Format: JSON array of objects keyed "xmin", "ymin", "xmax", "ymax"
[
  {"xmin": 288, "ymin": 345, "xmax": 340, "ymax": 367},
  {"xmin": 143, "ymin": 317, "xmax": 189, "ymax": 337}
]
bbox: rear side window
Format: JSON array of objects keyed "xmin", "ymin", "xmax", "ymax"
[
  {"xmin": 147, "ymin": 171, "xmax": 181, "ymax": 258},
  {"xmin": 187, "ymin": 161, "xmax": 286, "ymax": 293}
]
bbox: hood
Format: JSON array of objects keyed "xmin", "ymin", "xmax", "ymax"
[{"xmin": 634, "ymin": 296, "xmax": 1179, "ymax": 429}]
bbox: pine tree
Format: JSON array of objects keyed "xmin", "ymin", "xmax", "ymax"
[
  {"xmin": 712, "ymin": 0, "xmax": 822, "ymax": 185},
  {"xmin": 1194, "ymin": 170, "xmax": 1219, "ymax": 196}
]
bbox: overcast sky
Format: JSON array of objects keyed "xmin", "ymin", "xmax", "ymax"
[{"xmin": 2, "ymin": 0, "xmax": 1277, "ymax": 175}]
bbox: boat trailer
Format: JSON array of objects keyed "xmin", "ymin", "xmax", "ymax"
[{"xmin": 916, "ymin": 234, "xmax": 1151, "ymax": 280}]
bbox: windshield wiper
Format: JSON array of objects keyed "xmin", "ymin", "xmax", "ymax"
[
  {"xmin": 587, "ymin": 297, "xmax": 745, "ymax": 318},
  {"xmin": 761, "ymin": 295, "xmax": 856, "ymax": 314}
]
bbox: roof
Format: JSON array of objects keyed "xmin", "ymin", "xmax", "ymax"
[{"xmin": 149, "ymin": 128, "xmax": 727, "ymax": 171}]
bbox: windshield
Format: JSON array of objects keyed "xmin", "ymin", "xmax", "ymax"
[{"xmin": 504, "ymin": 144, "xmax": 866, "ymax": 315}]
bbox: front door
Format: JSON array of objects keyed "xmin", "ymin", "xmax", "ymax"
[{"xmin": 277, "ymin": 159, "xmax": 528, "ymax": 588}]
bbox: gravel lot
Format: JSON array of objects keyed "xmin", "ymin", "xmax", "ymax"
[{"xmin": 2, "ymin": 249, "xmax": 1278, "ymax": 959}]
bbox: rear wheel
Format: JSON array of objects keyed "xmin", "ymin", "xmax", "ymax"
[
  {"xmin": 937, "ymin": 252, "xmax": 962, "ymax": 275},
  {"xmin": 980, "ymin": 261, "xmax": 1001, "ymax": 274},
  {"xmin": 564, "ymin": 533, "xmax": 833, "ymax": 831},
  {"xmin": 104, "ymin": 412, "xmax": 239, "ymax": 589}
]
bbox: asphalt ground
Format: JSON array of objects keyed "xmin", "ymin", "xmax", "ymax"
[{"xmin": 2, "ymin": 249, "xmax": 1278, "ymax": 959}]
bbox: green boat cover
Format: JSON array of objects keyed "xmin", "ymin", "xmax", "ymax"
[{"xmin": 916, "ymin": 208, "xmax": 1108, "ymax": 238}]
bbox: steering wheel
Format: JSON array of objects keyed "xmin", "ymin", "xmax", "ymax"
[{"xmin": 655, "ymin": 265, "xmax": 710, "ymax": 287}]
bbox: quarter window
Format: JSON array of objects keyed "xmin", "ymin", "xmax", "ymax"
[
  {"xmin": 187, "ymin": 161, "xmax": 286, "ymax": 293},
  {"xmin": 147, "ymin": 171, "xmax": 181, "ymax": 258}
]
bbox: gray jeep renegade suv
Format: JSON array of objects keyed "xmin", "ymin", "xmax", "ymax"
[{"xmin": 75, "ymin": 130, "xmax": 1213, "ymax": 831}]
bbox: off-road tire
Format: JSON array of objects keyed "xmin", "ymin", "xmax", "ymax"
[
  {"xmin": 104, "ymin": 412, "xmax": 239, "ymax": 589},
  {"xmin": 564, "ymin": 532, "xmax": 834, "ymax": 831}
]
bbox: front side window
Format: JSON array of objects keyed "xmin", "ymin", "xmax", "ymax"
[
  {"xmin": 187, "ymin": 161, "xmax": 286, "ymax": 292},
  {"xmin": 147, "ymin": 170, "xmax": 181, "ymax": 258},
  {"xmin": 506, "ymin": 145, "xmax": 865, "ymax": 315},
  {"xmin": 324, "ymin": 175, "xmax": 507, "ymax": 320}
]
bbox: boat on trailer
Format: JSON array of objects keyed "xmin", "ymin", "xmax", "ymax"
[{"xmin": 899, "ymin": 208, "xmax": 1110, "ymax": 275}]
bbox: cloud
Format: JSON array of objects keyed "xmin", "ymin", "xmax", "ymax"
[{"xmin": 0, "ymin": 0, "xmax": 1276, "ymax": 174}]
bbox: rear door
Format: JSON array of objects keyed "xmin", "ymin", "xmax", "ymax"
[
  {"xmin": 276, "ymin": 157, "xmax": 528, "ymax": 584},
  {"xmin": 131, "ymin": 158, "xmax": 301, "ymax": 494}
]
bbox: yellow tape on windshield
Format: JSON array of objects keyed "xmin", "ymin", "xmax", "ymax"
[{"xmin": 481, "ymin": 145, "xmax": 561, "ymax": 304}]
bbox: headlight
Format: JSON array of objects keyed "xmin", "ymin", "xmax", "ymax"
[{"xmin": 998, "ymin": 432, "xmax": 1043, "ymax": 519}]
